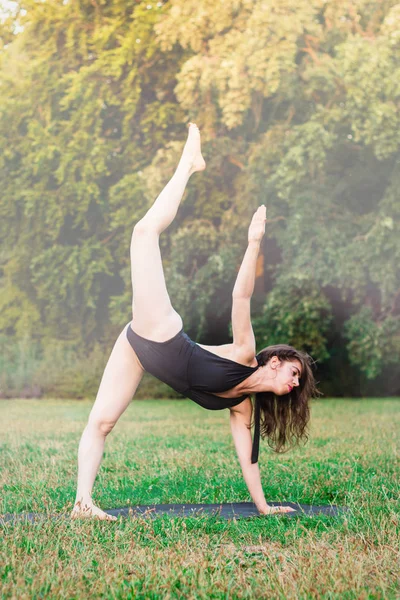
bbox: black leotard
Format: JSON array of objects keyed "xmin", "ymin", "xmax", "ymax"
[{"xmin": 126, "ymin": 324, "xmax": 261, "ymax": 463}]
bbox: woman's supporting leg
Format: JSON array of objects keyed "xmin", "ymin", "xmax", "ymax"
[
  {"xmin": 130, "ymin": 123, "xmax": 205, "ymax": 340},
  {"xmin": 72, "ymin": 324, "xmax": 144, "ymax": 521}
]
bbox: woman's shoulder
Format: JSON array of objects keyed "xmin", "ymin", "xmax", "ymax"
[{"xmin": 196, "ymin": 342, "xmax": 257, "ymax": 368}]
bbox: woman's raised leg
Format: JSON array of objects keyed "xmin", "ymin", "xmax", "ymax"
[{"xmin": 130, "ymin": 123, "xmax": 205, "ymax": 341}]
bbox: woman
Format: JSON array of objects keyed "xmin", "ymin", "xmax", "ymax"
[{"xmin": 71, "ymin": 124, "xmax": 316, "ymax": 521}]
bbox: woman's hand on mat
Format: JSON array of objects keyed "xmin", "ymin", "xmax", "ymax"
[
  {"xmin": 248, "ymin": 205, "xmax": 267, "ymax": 244},
  {"xmin": 259, "ymin": 505, "xmax": 296, "ymax": 515},
  {"xmin": 71, "ymin": 500, "xmax": 118, "ymax": 522}
]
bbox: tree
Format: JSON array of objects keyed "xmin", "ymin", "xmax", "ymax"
[
  {"xmin": 155, "ymin": 0, "xmax": 400, "ymax": 387},
  {"xmin": 0, "ymin": 0, "xmax": 399, "ymax": 396}
]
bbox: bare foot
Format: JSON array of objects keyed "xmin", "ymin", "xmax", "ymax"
[
  {"xmin": 181, "ymin": 122, "xmax": 206, "ymax": 175},
  {"xmin": 71, "ymin": 500, "xmax": 117, "ymax": 522}
]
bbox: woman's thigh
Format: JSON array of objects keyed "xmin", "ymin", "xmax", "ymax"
[
  {"xmin": 130, "ymin": 225, "xmax": 183, "ymax": 341},
  {"xmin": 88, "ymin": 323, "xmax": 145, "ymax": 430}
]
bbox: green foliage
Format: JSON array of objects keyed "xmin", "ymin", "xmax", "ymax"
[
  {"xmin": 165, "ymin": 220, "xmax": 244, "ymax": 339},
  {"xmin": 0, "ymin": 332, "xmax": 107, "ymax": 398},
  {"xmin": 0, "ymin": 0, "xmax": 399, "ymax": 396},
  {"xmin": 252, "ymin": 276, "xmax": 333, "ymax": 361},
  {"xmin": 0, "ymin": 0, "xmax": 182, "ymax": 344},
  {"xmin": 344, "ymin": 306, "xmax": 400, "ymax": 379}
]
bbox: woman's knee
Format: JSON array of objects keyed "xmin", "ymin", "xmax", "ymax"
[
  {"xmin": 130, "ymin": 221, "xmax": 157, "ymax": 253},
  {"xmin": 132, "ymin": 219, "xmax": 159, "ymax": 237},
  {"xmin": 87, "ymin": 417, "xmax": 116, "ymax": 437},
  {"xmin": 132, "ymin": 220, "xmax": 146, "ymax": 235}
]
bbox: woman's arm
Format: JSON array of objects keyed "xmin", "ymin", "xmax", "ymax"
[
  {"xmin": 232, "ymin": 205, "xmax": 266, "ymax": 299},
  {"xmin": 229, "ymin": 400, "xmax": 270, "ymax": 513},
  {"xmin": 229, "ymin": 400, "xmax": 296, "ymax": 515},
  {"xmin": 232, "ymin": 240, "xmax": 261, "ymax": 299},
  {"xmin": 231, "ymin": 207, "xmax": 266, "ymax": 356}
]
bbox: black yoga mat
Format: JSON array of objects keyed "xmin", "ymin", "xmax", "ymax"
[{"xmin": 0, "ymin": 502, "xmax": 349, "ymax": 525}]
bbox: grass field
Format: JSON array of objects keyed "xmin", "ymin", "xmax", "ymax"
[{"xmin": 0, "ymin": 397, "xmax": 399, "ymax": 599}]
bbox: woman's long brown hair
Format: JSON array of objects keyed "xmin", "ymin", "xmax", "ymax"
[{"xmin": 254, "ymin": 344, "xmax": 319, "ymax": 453}]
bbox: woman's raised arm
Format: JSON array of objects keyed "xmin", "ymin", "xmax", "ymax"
[
  {"xmin": 231, "ymin": 206, "xmax": 266, "ymax": 352},
  {"xmin": 232, "ymin": 205, "xmax": 266, "ymax": 299}
]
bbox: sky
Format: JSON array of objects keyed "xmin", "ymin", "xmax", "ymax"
[
  {"xmin": 0, "ymin": 1, "xmax": 25, "ymax": 34},
  {"xmin": 0, "ymin": 0, "xmax": 19, "ymax": 18}
]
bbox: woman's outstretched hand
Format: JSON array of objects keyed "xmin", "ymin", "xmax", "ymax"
[
  {"xmin": 259, "ymin": 505, "xmax": 297, "ymax": 515},
  {"xmin": 248, "ymin": 205, "xmax": 267, "ymax": 244}
]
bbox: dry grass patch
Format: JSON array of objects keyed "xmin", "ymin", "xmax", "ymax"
[{"xmin": 1, "ymin": 519, "xmax": 397, "ymax": 599}]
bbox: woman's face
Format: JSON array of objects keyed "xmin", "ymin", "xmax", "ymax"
[{"xmin": 265, "ymin": 357, "xmax": 302, "ymax": 396}]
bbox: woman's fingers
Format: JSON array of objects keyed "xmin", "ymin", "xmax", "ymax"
[
  {"xmin": 277, "ymin": 507, "xmax": 296, "ymax": 514},
  {"xmin": 255, "ymin": 205, "xmax": 267, "ymax": 219},
  {"xmin": 248, "ymin": 205, "xmax": 267, "ymax": 242},
  {"xmin": 262, "ymin": 506, "xmax": 297, "ymax": 515}
]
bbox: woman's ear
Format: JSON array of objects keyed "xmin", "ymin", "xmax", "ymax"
[{"xmin": 269, "ymin": 356, "xmax": 281, "ymax": 370}]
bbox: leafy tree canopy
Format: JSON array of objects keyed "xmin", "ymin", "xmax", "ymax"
[{"xmin": 0, "ymin": 0, "xmax": 399, "ymax": 395}]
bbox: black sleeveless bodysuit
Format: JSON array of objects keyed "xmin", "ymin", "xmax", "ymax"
[{"xmin": 126, "ymin": 324, "xmax": 261, "ymax": 463}]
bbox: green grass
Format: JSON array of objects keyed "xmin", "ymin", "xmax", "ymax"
[{"xmin": 0, "ymin": 398, "xmax": 399, "ymax": 599}]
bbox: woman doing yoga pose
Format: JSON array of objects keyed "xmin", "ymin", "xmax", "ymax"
[{"xmin": 71, "ymin": 124, "xmax": 316, "ymax": 521}]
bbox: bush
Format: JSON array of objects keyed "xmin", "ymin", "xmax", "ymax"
[{"xmin": 0, "ymin": 335, "xmax": 182, "ymax": 400}]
